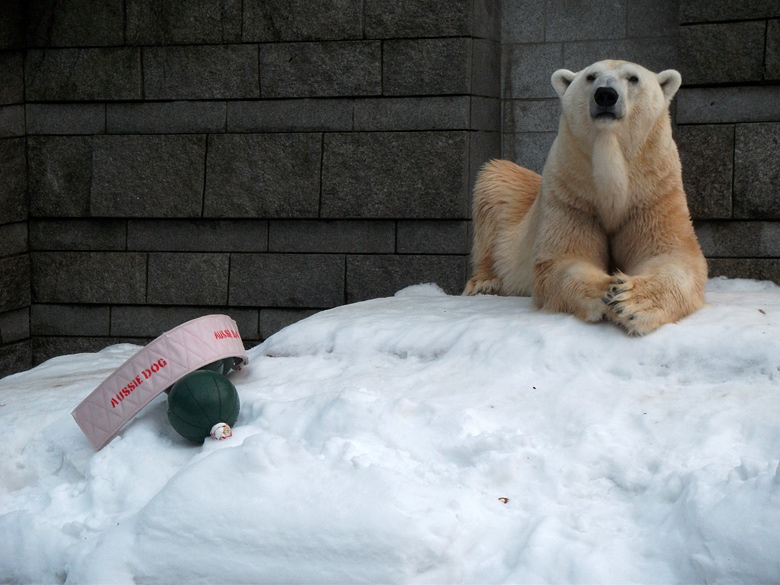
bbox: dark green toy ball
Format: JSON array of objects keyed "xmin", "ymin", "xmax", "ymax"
[{"xmin": 166, "ymin": 370, "xmax": 240, "ymax": 443}]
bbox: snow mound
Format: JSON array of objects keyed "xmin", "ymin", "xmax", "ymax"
[{"xmin": 1, "ymin": 279, "xmax": 780, "ymax": 583}]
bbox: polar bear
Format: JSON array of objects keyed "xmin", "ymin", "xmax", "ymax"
[{"xmin": 464, "ymin": 60, "xmax": 707, "ymax": 335}]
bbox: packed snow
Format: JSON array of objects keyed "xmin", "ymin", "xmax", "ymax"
[{"xmin": 1, "ymin": 278, "xmax": 780, "ymax": 584}]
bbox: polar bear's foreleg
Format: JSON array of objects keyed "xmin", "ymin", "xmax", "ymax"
[
  {"xmin": 603, "ymin": 201, "xmax": 708, "ymax": 335},
  {"xmin": 602, "ymin": 255, "xmax": 707, "ymax": 335},
  {"xmin": 530, "ymin": 199, "xmax": 613, "ymax": 321},
  {"xmin": 533, "ymin": 257, "xmax": 613, "ymax": 322}
]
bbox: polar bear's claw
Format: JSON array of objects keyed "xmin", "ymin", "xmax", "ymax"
[
  {"xmin": 603, "ymin": 274, "xmax": 666, "ymax": 335},
  {"xmin": 463, "ymin": 277, "xmax": 502, "ymax": 296}
]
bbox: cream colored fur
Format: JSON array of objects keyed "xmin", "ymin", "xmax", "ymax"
[{"xmin": 464, "ymin": 60, "xmax": 707, "ymax": 335}]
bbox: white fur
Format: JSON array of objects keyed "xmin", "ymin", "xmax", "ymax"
[{"xmin": 465, "ymin": 60, "xmax": 708, "ymax": 335}]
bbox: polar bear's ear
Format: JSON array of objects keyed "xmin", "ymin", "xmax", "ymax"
[
  {"xmin": 657, "ymin": 69, "xmax": 682, "ymax": 103},
  {"xmin": 551, "ymin": 69, "xmax": 576, "ymax": 98}
]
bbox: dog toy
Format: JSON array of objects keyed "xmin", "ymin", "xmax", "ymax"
[
  {"xmin": 167, "ymin": 369, "xmax": 240, "ymax": 443},
  {"xmin": 72, "ymin": 314, "xmax": 248, "ymax": 450}
]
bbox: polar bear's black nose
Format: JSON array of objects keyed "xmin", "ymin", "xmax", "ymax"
[{"xmin": 594, "ymin": 87, "xmax": 619, "ymax": 107}]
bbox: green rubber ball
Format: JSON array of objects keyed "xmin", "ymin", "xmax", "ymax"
[{"xmin": 167, "ymin": 370, "xmax": 240, "ymax": 443}]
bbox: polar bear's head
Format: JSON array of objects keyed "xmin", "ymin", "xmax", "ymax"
[{"xmin": 551, "ymin": 60, "xmax": 681, "ymax": 140}]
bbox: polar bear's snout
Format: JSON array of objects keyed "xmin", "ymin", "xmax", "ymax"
[
  {"xmin": 594, "ymin": 87, "xmax": 619, "ymax": 108},
  {"xmin": 590, "ymin": 76, "xmax": 625, "ymax": 121}
]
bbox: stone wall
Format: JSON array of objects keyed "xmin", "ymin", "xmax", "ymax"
[
  {"xmin": 0, "ymin": 1, "xmax": 30, "ymax": 377},
  {"xmin": 1, "ymin": 0, "xmax": 501, "ymax": 377},
  {"xmin": 676, "ymin": 1, "xmax": 780, "ymax": 281},
  {"xmin": 1, "ymin": 0, "xmax": 779, "ymax": 378}
]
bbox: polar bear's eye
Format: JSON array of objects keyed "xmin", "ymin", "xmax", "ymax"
[
  {"xmin": 586, "ymin": 74, "xmax": 596, "ymax": 83},
  {"xmin": 628, "ymin": 75, "xmax": 639, "ymax": 84}
]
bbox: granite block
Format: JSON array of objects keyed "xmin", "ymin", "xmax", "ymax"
[
  {"xmin": 346, "ymin": 254, "xmax": 467, "ymax": 302},
  {"xmin": 0, "ymin": 51, "xmax": 24, "ymax": 105},
  {"xmin": 471, "ymin": 97, "xmax": 501, "ymax": 132},
  {"xmin": 676, "ymin": 87, "xmax": 780, "ymax": 125},
  {"xmin": 679, "ymin": 0, "xmax": 780, "ymax": 23},
  {"xmin": 33, "ymin": 337, "xmax": 113, "ymax": 366},
  {"xmin": 259, "ymin": 308, "xmax": 319, "ymax": 339},
  {"xmin": 676, "ymin": 125, "xmax": 734, "ymax": 220},
  {"xmin": 127, "ymin": 0, "xmax": 241, "ymax": 44},
  {"xmin": 229, "ymin": 254, "xmax": 345, "ymax": 308},
  {"xmin": 0, "ymin": 137, "xmax": 26, "ymax": 222},
  {"xmin": 0, "ymin": 307, "xmax": 29, "ymax": 343},
  {"xmin": 545, "ymin": 0, "xmax": 626, "ymax": 41},
  {"xmin": 227, "ymin": 99, "xmax": 352, "ymax": 133},
  {"xmin": 27, "ymin": 0, "xmax": 124, "ymax": 47},
  {"xmin": 27, "ymin": 136, "xmax": 92, "ymax": 218},
  {"xmin": 0, "ymin": 222, "xmax": 26, "ymax": 256},
  {"xmin": 734, "ymin": 123, "xmax": 780, "ymax": 219},
  {"xmin": 268, "ymin": 220, "xmax": 395, "ymax": 253},
  {"xmin": 383, "ymin": 38, "xmax": 471, "ymax": 96},
  {"xmin": 259, "ymin": 41, "xmax": 381, "ymax": 98},
  {"xmin": 695, "ymin": 221, "xmax": 780, "ymax": 257},
  {"xmin": 25, "ymin": 48, "xmax": 141, "ymax": 101},
  {"xmin": 679, "ymin": 22, "xmax": 766, "ymax": 85},
  {"xmin": 31, "ymin": 304, "xmax": 109, "ymax": 336},
  {"xmin": 473, "ymin": 0, "xmax": 500, "ymax": 41},
  {"xmin": 501, "ymin": 0, "xmax": 545, "ymax": 43},
  {"xmin": 91, "ymin": 135, "xmax": 206, "ymax": 218},
  {"xmin": 31, "ymin": 252, "xmax": 147, "ymax": 304},
  {"xmin": 321, "ymin": 132, "xmax": 470, "ymax": 219},
  {"xmin": 503, "ymin": 43, "xmax": 563, "ymax": 100},
  {"xmin": 0, "ymin": 105, "xmax": 24, "ymax": 138},
  {"xmin": 364, "ymin": 0, "xmax": 471, "ymax": 38},
  {"xmin": 627, "ymin": 0, "xmax": 678, "ymax": 38},
  {"xmin": 147, "ymin": 253, "xmax": 230, "ymax": 305},
  {"xmin": 706, "ymin": 258, "xmax": 780, "ymax": 284},
  {"xmin": 128, "ymin": 220, "xmax": 268, "ymax": 252},
  {"xmin": 0, "ymin": 341, "xmax": 31, "ymax": 379},
  {"xmin": 503, "ymin": 99, "xmax": 560, "ymax": 134},
  {"xmin": 144, "ymin": 45, "xmax": 259, "ymax": 100},
  {"xmin": 111, "ymin": 305, "xmax": 259, "ymax": 340},
  {"xmin": 0, "ymin": 255, "xmax": 30, "ymax": 312},
  {"xmin": 766, "ymin": 19, "xmax": 780, "ymax": 81},
  {"xmin": 396, "ymin": 221, "xmax": 470, "ymax": 254},
  {"xmin": 26, "ymin": 103, "xmax": 106, "ymax": 135},
  {"xmin": 29, "ymin": 219, "xmax": 126, "ymax": 251},
  {"xmin": 0, "ymin": 1, "xmax": 24, "ymax": 49},
  {"xmin": 353, "ymin": 97, "xmax": 470, "ymax": 131},
  {"xmin": 107, "ymin": 102, "xmax": 226, "ymax": 134},
  {"xmin": 243, "ymin": 0, "xmax": 362, "ymax": 41},
  {"xmin": 472, "ymin": 40, "xmax": 501, "ymax": 98},
  {"xmin": 204, "ymin": 133, "xmax": 321, "ymax": 218}
]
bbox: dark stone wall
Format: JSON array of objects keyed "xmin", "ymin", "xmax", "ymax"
[
  {"xmin": 1, "ymin": 0, "xmax": 778, "ymax": 377},
  {"xmin": 675, "ymin": 1, "xmax": 780, "ymax": 281},
  {"xmin": 0, "ymin": 0, "xmax": 31, "ymax": 377},
  {"xmin": 2, "ymin": 0, "xmax": 501, "ymax": 376}
]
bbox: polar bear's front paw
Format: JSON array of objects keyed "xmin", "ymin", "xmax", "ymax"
[
  {"xmin": 602, "ymin": 274, "xmax": 665, "ymax": 335},
  {"xmin": 463, "ymin": 277, "xmax": 502, "ymax": 296}
]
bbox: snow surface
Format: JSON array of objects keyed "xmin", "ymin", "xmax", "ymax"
[{"xmin": 1, "ymin": 277, "xmax": 780, "ymax": 584}]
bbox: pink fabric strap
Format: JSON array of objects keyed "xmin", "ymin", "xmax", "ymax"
[{"xmin": 72, "ymin": 314, "xmax": 249, "ymax": 450}]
